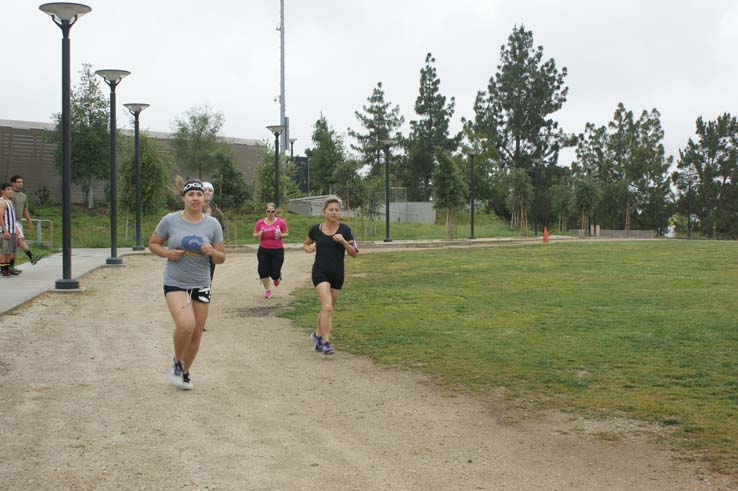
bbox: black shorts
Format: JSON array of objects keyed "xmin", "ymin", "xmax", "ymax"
[
  {"xmin": 257, "ymin": 247, "xmax": 285, "ymax": 280},
  {"xmin": 163, "ymin": 285, "xmax": 212, "ymax": 303},
  {"xmin": 311, "ymin": 265, "xmax": 344, "ymax": 290}
]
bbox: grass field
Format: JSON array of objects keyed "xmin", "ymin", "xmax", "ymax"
[
  {"xmin": 284, "ymin": 240, "xmax": 738, "ymax": 475},
  {"xmin": 28, "ymin": 205, "xmax": 522, "ymax": 249}
]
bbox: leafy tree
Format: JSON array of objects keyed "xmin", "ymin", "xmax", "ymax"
[
  {"xmin": 210, "ymin": 146, "xmax": 252, "ymax": 211},
  {"xmin": 432, "ymin": 152, "xmax": 467, "ymax": 237},
  {"xmin": 348, "ymin": 82, "xmax": 404, "ymax": 177},
  {"xmin": 332, "ymin": 158, "xmax": 366, "ymax": 211},
  {"xmin": 255, "ymin": 147, "xmax": 298, "ymax": 207},
  {"xmin": 403, "ymin": 53, "xmax": 459, "ymax": 200},
  {"xmin": 506, "ymin": 167, "xmax": 533, "ymax": 232},
  {"xmin": 469, "ymin": 25, "xmax": 569, "ymax": 172},
  {"xmin": 50, "ymin": 63, "xmax": 109, "ymax": 207},
  {"xmin": 304, "ymin": 115, "xmax": 345, "ymax": 195},
  {"xmin": 549, "ymin": 181, "xmax": 575, "ymax": 231},
  {"xmin": 172, "ymin": 105, "xmax": 225, "ymax": 179},
  {"xmin": 119, "ymin": 132, "xmax": 169, "ymax": 215},
  {"xmin": 574, "ymin": 176, "xmax": 600, "ymax": 231},
  {"xmin": 677, "ymin": 113, "xmax": 738, "ymax": 238}
]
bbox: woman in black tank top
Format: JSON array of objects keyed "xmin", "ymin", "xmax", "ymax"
[{"xmin": 303, "ymin": 197, "xmax": 358, "ymax": 355}]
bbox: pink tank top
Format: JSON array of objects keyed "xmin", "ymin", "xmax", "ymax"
[{"xmin": 254, "ymin": 218, "xmax": 287, "ymax": 249}]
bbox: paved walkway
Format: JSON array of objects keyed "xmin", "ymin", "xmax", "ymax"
[{"xmin": 0, "ymin": 248, "xmax": 137, "ymax": 316}]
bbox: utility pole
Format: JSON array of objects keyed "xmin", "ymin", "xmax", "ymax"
[{"xmin": 279, "ymin": 0, "xmax": 288, "ymax": 152}]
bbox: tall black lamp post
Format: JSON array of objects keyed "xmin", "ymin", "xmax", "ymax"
[
  {"xmin": 289, "ymin": 137, "xmax": 297, "ymax": 161},
  {"xmin": 124, "ymin": 103, "xmax": 149, "ymax": 251},
  {"xmin": 686, "ymin": 168, "xmax": 696, "ymax": 239},
  {"xmin": 96, "ymin": 69, "xmax": 130, "ymax": 265},
  {"xmin": 267, "ymin": 125, "xmax": 286, "ymax": 207},
  {"xmin": 381, "ymin": 138, "xmax": 394, "ymax": 242},
  {"xmin": 39, "ymin": 2, "xmax": 91, "ymax": 290},
  {"xmin": 468, "ymin": 149, "xmax": 479, "ymax": 239},
  {"xmin": 534, "ymin": 160, "xmax": 541, "ymax": 237}
]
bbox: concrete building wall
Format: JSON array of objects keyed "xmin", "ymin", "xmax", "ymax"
[{"xmin": 0, "ymin": 119, "xmax": 264, "ymax": 204}]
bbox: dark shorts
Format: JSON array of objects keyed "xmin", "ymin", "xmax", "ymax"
[
  {"xmin": 257, "ymin": 247, "xmax": 285, "ymax": 280},
  {"xmin": 311, "ymin": 265, "xmax": 344, "ymax": 290},
  {"xmin": 1, "ymin": 233, "xmax": 17, "ymax": 255},
  {"xmin": 164, "ymin": 285, "xmax": 212, "ymax": 303}
]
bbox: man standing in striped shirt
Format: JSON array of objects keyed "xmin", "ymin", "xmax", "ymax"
[{"xmin": 0, "ymin": 182, "xmax": 18, "ymax": 277}]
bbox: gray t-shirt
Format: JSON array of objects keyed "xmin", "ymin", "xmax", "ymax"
[
  {"xmin": 10, "ymin": 191, "xmax": 27, "ymax": 222},
  {"xmin": 154, "ymin": 211, "xmax": 224, "ymax": 288}
]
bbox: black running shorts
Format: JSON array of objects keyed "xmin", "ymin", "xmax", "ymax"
[{"xmin": 163, "ymin": 285, "xmax": 212, "ymax": 303}]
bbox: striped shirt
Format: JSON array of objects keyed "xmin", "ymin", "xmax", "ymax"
[{"xmin": 1, "ymin": 197, "xmax": 16, "ymax": 234}]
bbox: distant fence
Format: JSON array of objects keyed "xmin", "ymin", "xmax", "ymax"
[
  {"xmin": 569, "ymin": 229, "xmax": 655, "ymax": 239},
  {"xmin": 287, "ymin": 196, "xmax": 436, "ymax": 224}
]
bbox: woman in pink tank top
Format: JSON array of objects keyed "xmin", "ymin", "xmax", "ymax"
[{"xmin": 253, "ymin": 202, "xmax": 289, "ymax": 298}]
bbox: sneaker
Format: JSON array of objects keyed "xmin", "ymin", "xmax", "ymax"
[
  {"xmin": 310, "ymin": 331, "xmax": 322, "ymax": 351},
  {"xmin": 179, "ymin": 371, "xmax": 194, "ymax": 390},
  {"xmin": 264, "ymin": 289, "xmax": 272, "ymax": 299},
  {"xmin": 9, "ymin": 269, "xmax": 21, "ymax": 276},
  {"xmin": 322, "ymin": 342, "xmax": 334, "ymax": 355},
  {"xmin": 274, "ymin": 278, "xmax": 281, "ymax": 287},
  {"xmin": 169, "ymin": 358, "xmax": 183, "ymax": 387},
  {"xmin": 30, "ymin": 253, "xmax": 44, "ymax": 265},
  {"xmin": 1, "ymin": 271, "xmax": 11, "ymax": 278}
]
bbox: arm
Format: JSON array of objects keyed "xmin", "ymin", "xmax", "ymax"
[
  {"xmin": 303, "ymin": 236, "xmax": 316, "ymax": 253},
  {"xmin": 200, "ymin": 242, "xmax": 226, "ymax": 264},
  {"xmin": 24, "ymin": 207, "xmax": 32, "ymax": 229},
  {"xmin": 252, "ymin": 221, "xmax": 263, "ymax": 239},
  {"xmin": 148, "ymin": 232, "xmax": 184, "ymax": 261},
  {"xmin": 332, "ymin": 234, "xmax": 358, "ymax": 257},
  {"xmin": 279, "ymin": 220, "xmax": 289, "ymax": 239},
  {"xmin": 0, "ymin": 202, "xmax": 8, "ymax": 240}
]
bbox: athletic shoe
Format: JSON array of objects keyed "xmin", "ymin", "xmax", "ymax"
[
  {"xmin": 30, "ymin": 253, "xmax": 44, "ymax": 265},
  {"xmin": 169, "ymin": 358, "xmax": 183, "ymax": 387},
  {"xmin": 9, "ymin": 269, "xmax": 21, "ymax": 276},
  {"xmin": 1, "ymin": 271, "xmax": 11, "ymax": 278},
  {"xmin": 310, "ymin": 331, "xmax": 322, "ymax": 351},
  {"xmin": 179, "ymin": 371, "xmax": 194, "ymax": 390},
  {"xmin": 322, "ymin": 342, "xmax": 334, "ymax": 355},
  {"xmin": 274, "ymin": 278, "xmax": 281, "ymax": 287},
  {"xmin": 265, "ymin": 289, "xmax": 272, "ymax": 299}
]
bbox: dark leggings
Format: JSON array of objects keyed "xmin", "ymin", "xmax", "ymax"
[{"xmin": 257, "ymin": 247, "xmax": 284, "ymax": 281}]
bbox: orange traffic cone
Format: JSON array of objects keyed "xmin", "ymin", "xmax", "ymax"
[{"xmin": 543, "ymin": 226, "xmax": 549, "ymax": 243}]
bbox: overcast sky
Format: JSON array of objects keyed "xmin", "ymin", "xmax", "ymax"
[{"xmin": 3, "ymin": 0, "xmax": 738, "ymax": 165}]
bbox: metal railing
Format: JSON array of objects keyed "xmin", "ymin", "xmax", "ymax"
[{"xmin": 29, "ymin": 219, "xmax": 54, "ymax": 247}]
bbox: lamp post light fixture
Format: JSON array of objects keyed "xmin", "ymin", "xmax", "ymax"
[
  {"xmin": 39, "ymin": 2, "xmax": 91, "ymax": 290},
  {"xmin": 266, "ymin": 125, "xmax": 286, "ymax": 207},
  {"xmin": 381, "ymin": 138, "xmax": 395, "ymax": 242},
  {"xmin": 124, "ymin": 103, "xmax": 149, "ymax": 251},
  {"xmin": 289, "ymin": 138, "xmax": 297, "ymax": 161},
  {"xmin": 467, "ymin": 148, "xmax": 479, "ymax": 239},
  {"xmin": 96, "ymin": 69, "xmax": 130, "ymax": 265}
]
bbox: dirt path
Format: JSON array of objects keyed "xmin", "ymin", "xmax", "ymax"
[{"xmin": 0, "ymin": 250, "xmax": 733, "ymax": 490}]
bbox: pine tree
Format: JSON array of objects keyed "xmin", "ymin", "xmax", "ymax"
[
  {"xmin": 348, "ymin": 82, "xmax": 404, "ymax": 177},
  {"xmin": 404, "ymin": 53, "xmax": 459, "ymax": 200},
  {"xmin": 304, "ymin": 115, "xmax": 345, "ymax": 195}
]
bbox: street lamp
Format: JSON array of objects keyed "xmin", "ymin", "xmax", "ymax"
[
  {"xmin": 96, "ymin": 69, "xmax": 130, "ymax": 265},
  {"xmin": 534, "ymin": 160, "xmax": 541, "ymax": 237},
  {"xmin": 289, "ymin": 137, "xmax": 297, "ymax": 161},
  {"xmin": 467, "ymin": 149, "xmax": 479, "ymax": 239},
  {"xmin": 124, "ymin": 103, "xmax": 149, "ymax": 251},
  {"xmin": 685, "ymin": 168, "xmax": 697, "ymax": 239},
  {"xmin": 381, "ymin": 138, "xmax": 394, "ymax": 242},
  {"xmin": 266, "ymin": 125, "xmax": 286, "ymax": 207},
  {"xmin": 39, "ymin": 2, "xmax": 91, "ymax": 290}
]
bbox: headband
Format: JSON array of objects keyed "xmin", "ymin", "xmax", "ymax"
[{"xmin": 183, "ymin": 181, "xmax": 205, "ymax": 195}]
